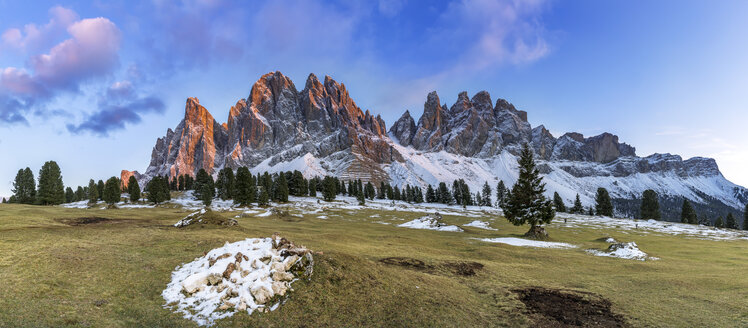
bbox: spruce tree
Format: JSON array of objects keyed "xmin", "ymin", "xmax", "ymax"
[
  {"xmin": 88, "ymin": 179, "xmax": 98, "ymax": 204},
  {"xmin": 75, "ymin": 186, "xmax": 84, "ymax": 201},
  {"xmin": 277, "ymin": 173, "xmax": 289, "ymax": 202},
  {"xmin": 595, "ymin": 188, "xmax": 613, "ymax": 217},
  {"xmin": 680, "ymin": 199, "xmax": 697, "ymax": 224},
  {"xmin": 415, "ymin": 187, "xmax": 424, "ymax": 203},
  {"xmin": 65, "ymin": 187, "xmax": 75, "ymax": 203},
  {"xmin": 714, "ymin": 217, "xmax": 724, "ymax": 228},
  {"xmin": 725, "ymin": 213, "xmax": 738, "ymax": 229},
  {"xmin": 437, "ymin": 182, "xmax": 450, "ymax": 204},
  {"xmin": 258, "ymin": 186, "xmax": 270, "ymax": 206},
  {"xmin": 103, "ymin": 177, "xmax": 121, "ymax": 205},
  {"xmin": 425, "ymin": 185, "xmax": 436, "ymax": 203},
  {"xmin": 744, "ymin": 204, "xmax": 748, "ymax": 230},
  {"xmin": 309, "ymin": 178, "xmax": 317, "ymax": 197},
  {"xmin": 501, "ymin": 144, "xmax": 555, "ymax": 239},
  {"xmin": 193, "ymin": 169, "xmax": 214, "ymax": 202},
  {"xmin": 588, "ymin": 207, "xmax": 594, "ymax": 216},
  {"xmin": 571, "ymin": 194, "xmax": 583, "ymax": 214},
  {"xmin": 482, "ymin": 182, "xmax": 492, "ymax": 206},
  {"xmin": 11, "ymin": 168, "xmax": 36, "ymax": 204},
  {"xmin": 97, "ymin": 180, "xmax": 105, "ymax": 200},
  {"xmin": 322, "ymin": 176, "xmax": 336, "ymax": 201},
  {"xmin": 378, "ymin": 182, "xmax": 386, "ymax": 199},
  {"xmin": 37, "ymin": 161, "xmax": 65, "ymax": 205},
  {"xmin": 553, "ymin": 192, "xmax": 566, "ymax": 212},
  {"xmin": 475, "ymin": 191, "xmax": 482, "ymax": 207},
  {"xmin": 365, "ymin": 182, "xmax": 375, "ymax": 200},
  {"xmin": 215, "ymin": 167, "xmax": 235, "ymax": 200},
  {"xmin": 496, "ymin": 180, "xmax": 506, "ymax": 207},
  {"xmin": 393, "ymin": 187, "xmax": 401, "ymax": 201},
  {"xmin": 128, "ymin": 176, "xmax": 140, "ymax": 203},
  {"xmin": 357, "ymin": 190, "xmax": 366, "ymax": 205},
  {"xmin": 234, "ymin": 167, "xmax": 252, "ymax": 206},
  {"xmin": 640, "ymin": 189, "xmax": 661, "ymax": 220}
]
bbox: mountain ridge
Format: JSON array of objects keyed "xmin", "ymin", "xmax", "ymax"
[{"xmin": 122, "ymin": 71, "xmax": 747, "ymax": 222}]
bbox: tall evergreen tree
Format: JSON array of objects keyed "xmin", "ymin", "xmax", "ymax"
[
  {"xmin": 65, "ymin": 187, "xmax": 75, "ymax": 203},
  {"xmin": 103, "ymin": 177, "xmax": 121, "ymax": 205},
  {"xmin": 88, "ymin": 179, "xmax": 98, "ymax": 203},
  {"xmin": 496, "ymin": 180, "xmax": 506, "ymax": 207},
  {"xmin": 553, "ymin": 192, "xmax": 566, "ymax": 212},
  {"xmin": 377, "ymin": 182, "xmax": 386, "ymax": 199},
  {"xmin": 426, "ymin": 185, "xmax": 436, "ymax": 203},
  {"xmin": 437, "ymin": 182, "xmax": 451, "ymax": 204},
  {"xmin": 193, "ymin": 169, "xmax": 214, "ymax": 202},
  {"xmin": 744, "ymin": 204, "xmax": 748, "ymax": 230},
  {"xmin": 309, "ymin": 178, "xmax": 317, "ymax": 197},
  {"xmin": 680, "ymin": 199, "xmax": 697, "ymax": 224},
  {"xmin": 276, "ymin": 173, "xmax": 289, "ymax": 202},
  {"xmin": 571, "ymin": 194, "xmax": 583, "ymax": 214},
  {"xmin": 257, "ymin": 186, "xmax": 269, "ymax": 206},
  {"xmin": 714, "ymin": 216, "xmax": 724, "ymax": 228},
  {"xmin": 233, "ymin": 167, "xmax": 252, "ymax": 206},
  {"xmin": 97, "ymin": 180, "xmax": 105, "ymax": 200},
  {"xmin": 11, "ymin": 168, "xmax": 36, "ymax": 204},
  {"xmin": 215, "ymin": 167, "xmax": 235, "ymax": 200},
  {"xmin": 640, "ymin": 189, "xmax": 661, "ymax": 220},
  {"xmin": 357, "ymin": 189, "xmax": 366, "ymax": 205},
  {"xmin": 725, "ymin": 213, "xmax": 738, "ymax": 229},
  {"xmin": 482, "ymin": 182, "xmax": 492, "ymax": 206},
  {"xmin": 37, "ymin": 161, "xmax": 65, "ymax": 205},
  {"xmin": 75, "ymin": 186, "xmax": 85, "ymax": 201},
  {"xmin": 595, "ymin": 188, "xmax": 613, "ymax": 217},
  {"xmin": 365, "ymin": 182, "xmax": 375, "ymax": 200},
  {"xmin": 501, "ymin": 144, "xmax": 555, "ymax": 239},
  {"xmin": 393, "ymin": 186, "xmax": 401, "ymax": 201},
  {"xmin": 128, "ymin": 176, "xmax": 141, "ymax": 203},
  {"xmin": 322, "ymin": 176, "xmax": 337, "ymax": 201}
]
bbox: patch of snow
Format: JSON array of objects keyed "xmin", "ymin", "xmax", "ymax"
[
  {"xmin": 463, "ymin": 220, "xmax": 497, "ymax": 230},
  {"xmin": 255, "ymin": 211, "xmax": 273, "ymax": 217},
  {"xmin": 477, "ymin": 237, "xmax": 577, "ymax": 249},
  {"xmin": 61, "ymin": 200, "xmax": 89, "ymax": 208},
  {"xmin": 587, "ymin": 241, "xmax": 653, "ymax": 261},
  {"xmin": 398, "ymin": 216, "xmax": 463, "ymax": 232}
]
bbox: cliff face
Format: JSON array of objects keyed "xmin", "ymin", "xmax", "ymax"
[{"xmin": 128, "ymin": 71, "xmax": 744, "ymax": 218}]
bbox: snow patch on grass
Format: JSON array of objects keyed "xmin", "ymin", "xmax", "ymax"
[
  {"xmin": 587, "ymin": 242, "xmax": 654, "ymax": 261},
  {"xmin": 477, "ymin": 237, "xmax": 577, "ymax": 249},
  {"xmin": 463, "ymin": 220, "xmax": 497, "ymax": 230},
  {"xmin": 398, "ymin": 216, "xmax": 463, "ymax": 232}
]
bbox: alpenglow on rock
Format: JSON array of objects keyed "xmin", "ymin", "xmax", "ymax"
[{"xmin": 127, "ymin": 71, "xmax": 747, "ymax": 221}]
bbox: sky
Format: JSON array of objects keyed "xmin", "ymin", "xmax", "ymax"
[{"xmin": 1, "ymin": 0, "xmax": 748, "ymax": 198}]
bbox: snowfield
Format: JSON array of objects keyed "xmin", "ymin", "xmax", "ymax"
[
  {"xmin": 463, "ymin": 220, "xmax": 497, "ymax": 230},
  {"xmin": 162, "ymin": 237, "xmax": 313, "ymax": 326},
  {"xmin": 476, "ymin": 237, "xmax": 577, "ymax": 249},
  {"xmin": 586, "ymin": 240, "xmax": 655, "ymax": 261},
  {"xmin": 398, "ymin": 216, "xmax": 463, "ymax": 232}
]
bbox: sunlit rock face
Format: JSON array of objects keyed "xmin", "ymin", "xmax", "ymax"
[
  {"xmin": 143, "ymin": 72, "xmax": 400, "ymax": 183},
  {"xmin": 120, "ymin": 170, "xmax": 142, "ymax": 189}
]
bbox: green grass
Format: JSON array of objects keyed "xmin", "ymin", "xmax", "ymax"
[{"xmin": 0, "ymin": 202, "xmax": 746, "ymax": 327}]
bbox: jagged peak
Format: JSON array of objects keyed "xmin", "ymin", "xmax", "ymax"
[{"xmin": 304, "ymin": 73, "xmax": 322, "ymax": 90}]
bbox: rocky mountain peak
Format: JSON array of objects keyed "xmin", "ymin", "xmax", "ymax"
[{"xmin": 390, "ymin": 110, "xmax": 416, "ymax": 146}]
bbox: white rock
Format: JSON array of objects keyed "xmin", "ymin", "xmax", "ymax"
[{"xmin": 181, "ymin": 272, "xmax": 208, "ymax": 294}]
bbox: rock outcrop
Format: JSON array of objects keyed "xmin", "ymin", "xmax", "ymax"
[{"xmin": 120, "ymin": 170, "xmax": 142, "ymax": 189}]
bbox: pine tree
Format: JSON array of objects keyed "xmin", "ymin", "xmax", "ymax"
[
  {"xmin": 588, "ymin": 207, "xmax": 594, "ymax": 216},
  {"xmin": 425, "ymin": 185, "xmax": 435, "ymax": 203},
  {"xmin": 393, "ymin": 186, "xmax": 401, "ymax": 201},
  {"xmin": 680, "ymin": 199, "xmax": 697, "ymax": 224},
  {"xmin": 714, "ymin": 217, "xmax": 724, "ymax": 228},
  {"xmin": 725, "ymin": 213, "xmax": 738, "ymax": 229},
  {"xmin": 11, "ymin": 168, "xmax": 36, "ymax": 204},
  {"xmin": 475, "ymin": 191, "xmax": 482, "ymax": 207},
  {"xmin": 377, "ymin": 182, "xmax": 386, "ymax": 199},
  {"xmin": 496, "ymin": 180, "xmax": 506, "ymax": 207},
  {"xmin": 215, "ymin": 167, "xmax": 235, "ymax": 200},
  {"xmin": 97, "ymin": 180, "xmax": 105, "ymax": 200},
  {"xmin": 309, "ymin": 178, "xmax": 317, "ymax": 197},
  {"xmin": 75, "ymin": 186, "xmax": 84, "ymax": 201},
  {"xmin": 570, "ymin": 194, "xmax": 583, "ymax": 214},
  {"xmin": 553, "ymin": 192, "xmax": 566, "ymax": 212},
  {"xmin": 1, "ymin": 197, "xmax": 6, "ymax": 204},
  {"xmin": 482, "ymin": 182, "xmax": 492, "ymax": 206},
  {"xmin": 88, "ymin": 179, "xmax": 98, "ymax": 204},
  {"xmin": 744, "ymin": 204, "xmax": 748, "ymax": 230},
  {"xmin": 357, "ymin": 190, "xmax": 366, "ymax": 205},
  {"xmin": 103, "ymin": 177, "xmax": 121, "ymax": 205},
  {"xmin": 147, "ymin": 177, "xmax": 168, "ymax": 204},
  {"xmin": 699, "ymin": 215, "xmax": 711, "ymax": 226},
  {"xmin": 414, "ymin": 187, "xmax": 424, "ymax": 203},
  {"xmin": 277, "ymin": 173, "xmax": 289, "ymax": 202},
  {"xmin": 178, "ymin": 175, "xmax": 185, "ymax": 191},
  {"xmin": 233, "ymin": 167, "xmax": 252, "ymax": 206},
  {"xmin": 595, "ymin": 188, "xmax": 613, "ymax": 217},
  {"xmin": 37, "ymin": 161, "xmax": 65, "ymax": 205},
  {"xmin": 128, "ymin": 176, "xmax": 140, "ymax": 203},
  {"xmin": 65, "ymin": 187, "xmax": 75, "ymax": 203},
  {"xmin": 194, "ymin": 169, "xmax": 214, "ymax": 202},
  {"xmin": 322, "ymin": 176, "xmax": 337, "ymax": 201},
  {"xmin": 437, "ymin": 182, "xmax": 450, "ymax": 204},
  {"xmin": 640, "ymin": 189, "xmax": 661, "ymax": 220},
  {"xmin": 501, "ymin": 144, "xmax": 555, "ymax": 239},
  {"xmin": 258, "ymin": 186, "xmax": 269, "ymax": 206}
]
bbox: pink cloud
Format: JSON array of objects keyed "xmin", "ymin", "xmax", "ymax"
[{"xmin": 1, "ymin": 6, "xmax": 78, "ymax": 52}]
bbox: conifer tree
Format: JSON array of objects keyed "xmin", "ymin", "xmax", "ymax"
[
  {"xmin": 377, "ymin": 182, "xmax": 385, "ymax": 199},
  {"xmin": 97, "ymin": 180, "xmax": 105, "ymax": 200},
  {"xmin": 393, "ymin": 186, "xmax": 401, "ymax": 201},
  {"xmin": 75, "ymin": 186, "xmax": 85, "ymax": 201},
  {"xmin": 37, "ymin": 161, "xmax": 65, "ymax": 205},
  {"xmin": 65, "ymin": 187, "xmax": 75, "ymax": 203},
  {"xmin": 258, "ymin": 186, "xmax": 269, "ymax": 206},
  {"xmin": 12, "ymin": 167, "xmax": 36, "ymax": 204},
  {"xmin": 744, "ymin": 204, "xmax": 748, "ymax": 230},
  {"xmin": 233, "ymin": 167, "xmax": 252, "ymax": 206},
  {"xmin": 496, "ymin": 180, "xmax": 506, "ymax": 207},
  {"xmin": 215, "ymin": 167, "xmax": 235, "ymax": 200},
  {"xmin": 365, "ymin": 182, "xmax": 375, "ymax": 200},
  {"xmin": 725, "ymin": 213, "xmax": 738, "ymax": 229},
  {"xmin": 475, "ymin": 191, "xmax": 482, "ymax": 207},
  {"xmin": 437, "ymin": 182, "xmax": 450, "ymax": 204},
  {"xmin": 322, "ymin": 176, "xmax": 337, "ymax": 201},
  {"xmin": 553, "ymin": 192, "xmax": 566, "ymax": 212},
  {"xmin": 357, "ymin": 189, "xmax": 366, "ymax": 205},
  {"xmin": 588, "ymin": 207, "xmax": 594, "ymax": 216},
  {"xmin": 309, "ymin": 178, "xmax": 317, "ymax": 197},
  {"xmin": 194, "ymin": 169, "xmax": 214, "ymax": 202},
  {"xmin": 501, "ymin": 144, "xmax": 555, "ymax": 239},
  {"xmin": 1, "ymin": 197, "xmax": 6, "ymax": 204},
  {"xmin": 595, "ymin": 188, "xmax": 613, "ymax": 217},
  {"xmin": 415, "ymin": 187, "xmax": 424, "ymax": 203},
  {"xmin": 699, "ymin": 215, "xmax": 711, "ymax": 226},
  {"xmin": 103, "ymin": 177, "xmax": 121, "ymax": 205},
  {"xmin": 481, "ymin": 182, "xmax": 492, "ymax": 206},
  {"xmin": 128, "ymin": 176, "xmax": 140, "ymax": 203},
  {"xmin": 640, "ymin": 189, "xmax": 661, "ymax": 220},
  {"xmin": 571, "ymin": 194, "xmax": 584, "ymax": 214},
  {"xmin": 680, "ymin": 199, "xmax": 697, "ymax": 224},
  {"xmin": 178, "ymin": 175, "xmax": 185, "ymax": 191},
  {"xmin": 714, "ymin": 217, "xmax": 724, "ymax": 228},
  {"xmin": 88, "ymin": 179, "xmax": 98, "ymax": 203},
  {"xmin": 426, "ymin": 185, "xmax": 436, "ymax": 203},
  {"xmin": 277, "ymin": 173, "xmax": 289, "ymax": 203}
]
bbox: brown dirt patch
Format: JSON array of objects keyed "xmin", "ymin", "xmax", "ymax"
[
  {"xmin": 442, "ymin": 261, "xmax": 484, "ymax": 276},
  {"xmin": 55, "ymin": 217, "xmax": 127, "ymax": 226},
  {"xmin": 379, "ymin": 257, "xmax": 432, "ymax": 270},
  {"xmin": 513, "ymin": 287, "xmax": 627, "ymax": 327}
]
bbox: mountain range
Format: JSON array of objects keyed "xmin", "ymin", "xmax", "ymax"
[{"xmin": 122, "ymin": 71, "xmax": 748, "ymax": 222}]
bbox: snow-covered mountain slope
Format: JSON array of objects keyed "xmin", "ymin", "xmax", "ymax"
[{"xmin": 125, "ymin": 71, "xmax": 747, "ymax": 221}]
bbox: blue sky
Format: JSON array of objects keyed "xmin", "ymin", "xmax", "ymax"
[{"xmin": 1, "ymin": 0, "xmax": 748, "ymax": 197}]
